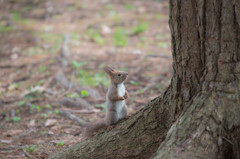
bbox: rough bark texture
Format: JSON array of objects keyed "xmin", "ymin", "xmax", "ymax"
[
  {"xmin": 49, "ymin": 0, "xmax": 240, "ymax": 158},
  {"xmin": 49, "ymin": 90, "xmax": 175, "ymax": 159},
  {"xmin": 152, "ymin": 0, "xmax": 240, "ymax": 158}
]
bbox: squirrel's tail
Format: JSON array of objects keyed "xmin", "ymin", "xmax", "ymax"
[{"xmin": 85, "ymin": 120, "xmax": 106, "ymax": 137}]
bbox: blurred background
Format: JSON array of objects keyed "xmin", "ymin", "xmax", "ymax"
[{"xmin": 0, "ymin": 0, "xmax": 172, "ymax": 158}]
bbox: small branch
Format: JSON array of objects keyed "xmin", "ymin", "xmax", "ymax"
[
  {"xmin": 59, "ymin": 110, "xmax": 88, "ymax": 127},
  {"xmin": 52, "ymin": 97, "xmax": 93, "ymax": 110},
  {"xmin": 0, "ymin": 64, "xmax": 26, "ymax": 69},
  {"xmin": 146, "ymin": 54, "xmax": 172, "ymax": 59},
  {"xmin": 60, "ymin": 108, "xmax": 100, "ymax": 113},
  {"xmin": 23, "ymin": 149, "xmax": 36, "ymax": 159},
  {"xmin": 222, "ymin": 136, "xmax": 233, "ymax": 145}
]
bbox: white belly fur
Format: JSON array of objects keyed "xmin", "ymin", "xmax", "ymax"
[
  {"xmin": 116, "ymin": 83, "xmax": 125, "ymax": 119},
  {"xmin": 117, "ymin": 83, "xmax": 125, "ymax": 97}
]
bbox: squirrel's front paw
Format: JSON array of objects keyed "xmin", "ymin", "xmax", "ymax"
[{"xmin": 123, "ymin": 91, "xmax": 128, "ymax": 99}]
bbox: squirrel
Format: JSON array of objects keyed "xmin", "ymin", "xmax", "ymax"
[{"xmin": 85, "ymin": 66, "xmax": 129, "ymax": 137}]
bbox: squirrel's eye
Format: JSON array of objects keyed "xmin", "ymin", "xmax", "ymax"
[{"xmin": 118, "ymin": 74, "xmax": 121, "ymax": 76}]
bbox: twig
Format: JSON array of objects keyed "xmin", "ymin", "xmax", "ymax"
[
  {"xmin": 60, "ymin": 108, "xmax": 100, "ymax": 113},
  {"xmin": 222, "ymin": 136, "xmax": 233, "ymax": 145},
  {"xmin": 52, "ymin": 97, "xmax": 93, "ymax": 109},
  {"xmin": 23, "ymin": 149, "xmax": 37, "ymax": 159},
  {"xmin": 0, "ymin": 64, "xmax": 26, "ymax": 69},
  {"xmin": 59, "ymin": 110, "xmax": 88, "ymax": 127},
  {"xmin": 146, "ymin": 54, "xmax": 171, "ymax": 59}
]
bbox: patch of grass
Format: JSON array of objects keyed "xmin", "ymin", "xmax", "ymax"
[
  {"xmin": 12, "ymin": 12, "xmax": 21, "ymax": 22},
  {"xmin": 113, "ymin": 28, "xmax": 128, "ymax": 47},
  {"xmin": 0, "ymin": 24, "xmax": 13, "ymax": 32},
  {"xmin": 156, "ymin": 34, "xmax": 166, "ymax": 40},
  {"xmin": 155, "ymin": 13, "xmax": 163, "ymax": 19},
  {"xmin": 77, "ymin": 70, "xmax": 108, "ymax": 86},
  {"xmin": 72, "ymin": 61, "xmax": 87, "ymax": 69},
  {"xmin": 137, "ymin": 89, "xmax": 144, "ymax": 94},
  {"xmin": 66, "ymin": 92, "xmax": 80, "ymax": 98},
  {"xmin": 40, "ymin": 131, "xmax": 47, "ymax": 135},
  {"xmin": 81, "ymin": 90, "xmax": 89, "ymax": 97},
  {"xmin": 71, "ymin": 31, "xmax": 81, "ymax": 41},
  {"xmin": 21, "ymin": 5, "xmax": 32, "ymax": 12},
  {"xmin": 95, "ymin": 103, "xmax": 106, "ymax": 112},
  {"xmin": 86, "ymin": 29, "xmax": 105, "ymax": 45},
  {"xmin": 24, "ymin": 91, "xmax": 42, "ymax": 99},
  {"xmin": 137, "ymin": 42, "xmax": 145, "ymax": 48},
  {"xmin": 104, "ymin": 4, "xmax": 113, "ymax": 10},
  {"xmin": 30, "ymin": 104, "xmax": 41, "ymax": 112},
  {"xmin": 21, "ymin": 19, "xmax": 36, "ymax": 26},
  {"xmin": 30, "ymin": 104, "xmax": 37, "ymax": 109},
  {"xmin": 41, "ymin": 113, "xmax": 47, "ymax": 117},
  {"xmin": 5, "ymin": 117, "xmax": 11, "ymax": 122},
  {"xmin": 36, "ymin": 32, "xmax": 63, "ymax": 53},
  {"xmin": 67, "ymin": 5, "xmax": 74, "ymax": 11},
  {"xmin": 12, "ymin": 116, "xmax": 21, "ymax": 123},
  {"xmin": 77, "ymin": 70, "xmax": 94, "ymax": 86},
  {"xmin": 55, "ymin": 109, "xmax": 59, "ymax": 115},
  {"xmin": 18, "ymin": 101, "xmax": 25, "ymax": 106},
  {"xmin": 25, "ymin": 46, "xmax": 42, "ymax": 56},
  {"xmin": 130, "ymin": 80, "xmax": 140, "ymax": 86},
  {"xmin": 57, "ymin": 141, "xmax": 64, "ymax": 146},
  {"xmin": 93, "ymin": 73, "xmax": 109, "ymax": 86},
  {"xmin": 125, "ymin": 3, "xmax": 134, "ymax": 10},
  {"xmin": 36, "ymin": 106, "xmax": 41, "ymax": 112},
  {"xmin": 119, "ymin": 67, "xmax": 128, "ymax": 72},
  {"xmin": 34, "ymin": 79, "xmax": 45, "ymax": 86},
  {"xmin": 22, "ymin": 145, "xmax": 37, "ymax": 152},
  {"xmin": 93, "ymin": 33, "xmax": 105, "ymax": 45},
  {"xmin": 44, "ymin": 25, "xmax": 53, "ymax": 32},
  {"xmin": 38, "ymin": 32, "xmax": 61, "ymax": 43},
  {"xmin": 140, "ymin": 36, "xmax": 147, "ymax": 42},
  {"xmin": 157, "ymin": 41, "xmax": 168, "ymax": 48},
  {"xmin": 109, "ymin": 10, "xmax": 120, "ymax": 21},
  {"xmin": 9, "ymin": 83, "xmax": 20, "ymax": 90},
  {"xmin": 16, "ymin": 109, "xmax": 20, "ymax": 114},
  {"xmin": 46, "ymin": 104, "xmax": 52, "ymax": 109},
  {"xmin": 132, "ymin": 22, "xmax": 149, "ymax": 35},
  {"xmin": 39, "ymin": 66, "xmax": 47, "ymax": 72}
]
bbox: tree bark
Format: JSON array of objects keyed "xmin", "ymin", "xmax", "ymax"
[
  {"xmin": 49, "ymin": 0, "xmax": 240, "ymax": 158},
  {"xmin": 152, "ymin": 0, "xmax": 240, "ymax": 158},
  {"xmin": 49, "ymin": 89, "xmax": 176, "ymax": 159}
]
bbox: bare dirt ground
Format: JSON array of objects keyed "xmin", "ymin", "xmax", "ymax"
[{"xmin": 0, "ymin": 0, "xmax": 171, "ymax": 158}]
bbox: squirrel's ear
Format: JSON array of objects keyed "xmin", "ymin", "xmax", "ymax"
[{"xmin": 104, "ymin": 66, "xmax": 114, "ymax": 75}]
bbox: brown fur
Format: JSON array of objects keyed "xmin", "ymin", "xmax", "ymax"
[
  {"xmin": 85, "ymin": 121, "xmax": 107, "ymax": 137},
  {"xmin": 85, "ymin": 66, "xmax": 128, "ymax": 137}
]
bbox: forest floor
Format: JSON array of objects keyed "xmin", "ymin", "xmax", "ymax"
[{"xmin": 0, "ymin": 0, "xmax": 171, "ymax": 158}]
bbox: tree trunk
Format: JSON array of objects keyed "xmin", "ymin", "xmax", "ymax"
[{"xmin": 49, "ymin": 0, "xmax": 240, "ymax": 158}]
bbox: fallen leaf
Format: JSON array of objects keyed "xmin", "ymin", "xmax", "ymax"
[
  {"xmin": 48, "ymin": 131, "xmax": 54, "ymax": 135},
  {"xmin": 101, "ymin": 25, "xmax": 111, "ymax": 35},
  {"xmin": 0, "ymin": 140, "xmax": 12, "ymax": 144},
  {"xmin": 28, "ymin": 120, "xmax": 35, "ymax": 127},
  {"xmin": 44, "ymin": 119, "xmax": 57, "ymax": 127}
]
